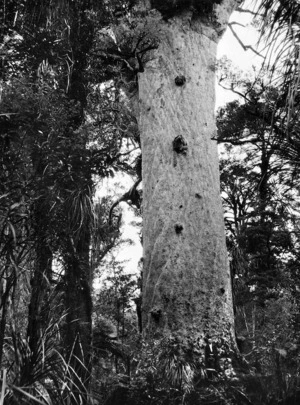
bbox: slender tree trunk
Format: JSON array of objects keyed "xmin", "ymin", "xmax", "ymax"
[
  {"xmin": 138, "ymin": 1, "xmax": 239, "ymax": 344},
  {"xmin": 62, "ymin": 4, "xmax": 95, "ymax": 399},
  {"xmin": 258, "ymin": 142, "xmax": 270, "ymax": 224},
  {"xmin": 27, "ymin": 244, "xmax": 52, "ymax": 349},
  {"xmin": 64, "ymin": 231, "xmax": 93, "ymax": 403},
  {"xmin": 0, "ymin": 259, "xmax": 14, "ymax": 368},
  {"xmin": 27, "ymin": 200, "xmax": 53, "ymax": 355}
]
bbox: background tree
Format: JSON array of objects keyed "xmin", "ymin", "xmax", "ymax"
[
  {"xmin": 217, "ymin": 66, "xmax": 300, "ymax": 404},
  {"xmin": 0, "ymin": 1, "xmax": 138, "ymax": 403}
]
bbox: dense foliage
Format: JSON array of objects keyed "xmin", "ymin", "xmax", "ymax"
[
  {"xmin": 216, "ymin": 66, "xmax": 300, "ymax": 404},
  {"xmin": 0, "ymin": 1, "xmax": 138, "ymax": 404}
]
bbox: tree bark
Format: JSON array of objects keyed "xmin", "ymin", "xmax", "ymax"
[{"xmin": 137, "ymin": 1, "xmax": 239, "ymax": 343}]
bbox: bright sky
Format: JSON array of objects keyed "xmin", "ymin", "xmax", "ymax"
[
  {"xmin": 216, "ymin": 4, "xmax": 262, "ymax": 107},
  {"xmin": 96, "ymin": 4, "xmax": 263, "ymax": 280}
]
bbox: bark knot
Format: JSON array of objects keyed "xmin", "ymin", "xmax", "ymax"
[
  {"xmin": 173, "ymin": 135, "xmax": 188, "ymax": 155},
  {"xmin": 175, "ymin": 224, "xmax": 183, "ymax": 234},
  {"xmin": 175, "ymin": 75, "xmax": 186, "ymax": 86}
]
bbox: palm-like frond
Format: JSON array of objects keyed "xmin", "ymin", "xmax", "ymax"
[
  {"xmin": 255, "ymin": 0, "xmax": 300, "ymax": 128},
  {"xmin": 1, "ymin": 315, "xmax": 89, "ymax": 405},
  {"xmin": 67, "ymin": 184, "xmax": 95, "ymax": 239},
  {"xmin": 256, "ymin": 0, "xmax": 300, "ymax": 69},
  {"xmin": 3, "ymin": 322, "xmax": 63, "ymax": 404},
  {"xmin": 161, "ymin": 353, "xmax": 195, "ymax": 393}
]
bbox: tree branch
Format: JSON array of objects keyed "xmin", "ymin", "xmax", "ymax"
[
  {"xmin": 228, "ymin": 23, "xmax": 264, "ymax": 59},
  {"xmin": 236, "ymin": 8, "xmax": 264, "ymax": 17},
  {"xmin": 217, "ymin": 137, "xmax": 261, "ymax": 145},
  {"xmin": 109, "ymin": 178, "xmax": 142, "ymax": 224}
]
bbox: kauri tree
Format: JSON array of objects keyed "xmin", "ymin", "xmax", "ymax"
[
  {"xmin": 129, "ymin": 1, "xmax": 241, "ymax": 348},
  {"xmin": 91, "ymin": 1, "xmax": 243, "ymax": 398}
]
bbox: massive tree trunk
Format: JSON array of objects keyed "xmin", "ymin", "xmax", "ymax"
[{"xmin": 138, "ymin": 1, "xmax": 239, "ymax": 344}]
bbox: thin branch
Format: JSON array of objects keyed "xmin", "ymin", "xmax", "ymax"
[
  {"xmin": 230, "ymin": 21, "xmax": 246, "ymax": 28},
  {"xmin": 228, "ymin": 23, "xmax": 265, "ymax": 58},
  {"xmin": 218, "ymin": 80, "xmax": 252, "ymax": 102},
  {"xmin": 217, "ymin": 137, "xmax": 261, "ymax": 145},
  {"xmin": 236, "ymin": 7, "xmax": 264, "ymax": 17}
]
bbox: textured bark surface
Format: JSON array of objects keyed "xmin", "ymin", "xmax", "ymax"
[{"xmin": 138, "ymin": 1, "xmax": 238, "ymax": 341}]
